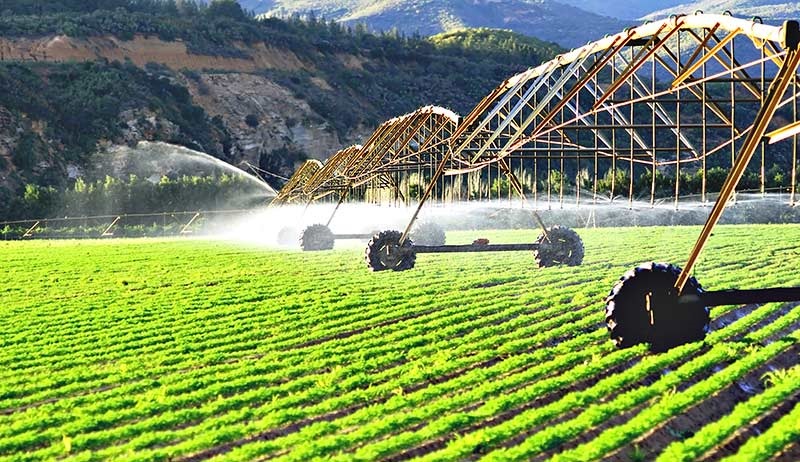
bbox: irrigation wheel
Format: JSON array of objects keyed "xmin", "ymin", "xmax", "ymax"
[
  {"xmin": 300, "ymin": 224, "xmax": 335, "ymax": 251},
  {"xmin": 365, "ymin": 230, "xmax": 416, "ymax": 271},
  {"xmin": 534, "ymin": 226, "xmax": 584, "ymax": 267},
  {"xmin": 277, "ymin": 227, "xmax": 299, "ymax": 246},
  {"xmin": 605, "ymin": 262, "xmax": 710, "ymax": 352},
  {"xmin": 409, "ymin": 222, "xmax": 446, "ymax": 246}
]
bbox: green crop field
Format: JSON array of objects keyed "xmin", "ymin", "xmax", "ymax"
[{"xmin": 1, "ymin": 225, "xmax": 799, "ymax": 461}]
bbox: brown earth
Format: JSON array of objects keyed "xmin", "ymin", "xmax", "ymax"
[{"xmin": 0, "ymin": 35, "xmax": 308, "ymax": 72}]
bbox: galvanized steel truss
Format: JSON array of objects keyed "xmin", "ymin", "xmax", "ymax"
[
  {"xmin": 274, "ymin": 105, "xmax": 460, "ymax": 205},
  {"xmin": 274, "ymin": 13, "xmax": 800, "ymax": 285}
]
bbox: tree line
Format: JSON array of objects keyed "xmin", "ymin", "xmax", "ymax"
[
  {"xmin": 489, "ymin": 164, "xmax": 793, "ymax": 200},
  {"xmin": 3, "ymin": 174, "xmax": 270, "ymax": 222}
]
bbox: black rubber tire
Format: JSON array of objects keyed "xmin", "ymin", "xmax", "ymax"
[
  {"xmin": 605, "ymin": 262, "xmax": 710, "ymax": 352},
  {"xmin": 300, "ymin": 224, "xmax": 335, "ymax": 251},
  {"xmin": 277, "ymin": 227, "xmax": 299, "ymax": 246},
  {"xmin": 409, "ymin": 222, "xmax": 446, "ymax": 246},
  {"xmin": 534, "ymin": 226, "xmax": 584, "ymax": 267},
  {"xmin": 365, "ymin": 230, "xmax": 416, "ymax": 271}
]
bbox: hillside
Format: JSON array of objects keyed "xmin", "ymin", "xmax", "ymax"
[
  {"xmin": 555, "ymin": 0, "xmax": 684, "ymax": 19},
  {"xmin": 643, "ymin": 0, "xmax": 800, "ymax": 22},
  {"xmin": 563, "ymin": 0, "xmax": 800, "ymax": 21},
  {"xmin": 249, "ymin": 0, "xmax": 633, "ymax": 48},
  {"xmin": 0, "ymin": 2, "xmax": 563, "ymax": 221}
]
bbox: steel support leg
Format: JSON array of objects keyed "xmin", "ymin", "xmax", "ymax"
[
  {"xmin": 325, "ymin": 186, "xmax": 351, "ymax": 228},
  {"xmin": 676, "ymin": 44, "xmax": 800, "ymax": 292}
]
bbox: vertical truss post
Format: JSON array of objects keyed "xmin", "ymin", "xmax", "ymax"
[
  {"xmin": 651, "ymin": 46, "xmax": 657, "ymax": 207},
  {"xmin": 611, "ymin": 52, "xmax": 617, "ymax": 202},
  {"xmin": 628, "ymin": 44, "xmax": 635, "ymax": 209},
  {"xmin": 559, "ymin": 108, "xmax": 565, "ymax": 209},
  {"xmin": 675, "ymin": 29, "xmax": 682, "ymax": 211},
  {"xmin": 547, "ymin": 148, "xmax": 552, "ymax": 209},
  {"xmin": 793, "ymin": 76, "xmax": 798, "ymax": 205},
  {"xmin": 761, "ymin": 41, "xmax": 767, "ymax": 197},
  {"xmin": 702, "ymin": 37, "xmax": 708, "ymax": 204},
  {"xmin": 593, "ymin": 70, "xmax": 599, "ymax": 205},
  {"xmin": 676, "ymin": 33, "xmax": 800, "ymax": 292},
  {"xmin": 576, "ymin": 86, "xmax": 581, "ymax": 207},
  {"xmin": 730, "ymin": 34, "xmax": 737, "ymax": 205}
]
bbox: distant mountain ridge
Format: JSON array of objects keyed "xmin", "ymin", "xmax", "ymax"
[
  {"xmin": 245, "ymin": 0, "xmax": 633, "ymax": 48},
  {"xmin": 555, "ymin": 1, "xmax": 684, "ymax": 20},
  {"xmin": 242, "ymin": 0, "xmax": 800, "ymax": 48},
  {"xmin": 642, "ymin": 1, "xmax": 800, "ymax": 23}
]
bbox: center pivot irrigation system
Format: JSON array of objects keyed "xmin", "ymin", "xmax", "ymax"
[
  {"xmin": 270, "ymin": 105, "xmax": 585, "ymax": 266},
  {"xmin": 273, "ymin": 13, "xmax": 800, "ymax": 351}
]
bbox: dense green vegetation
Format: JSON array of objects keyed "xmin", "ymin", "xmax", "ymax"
[
  {"xmin": 256, "ymin": 21, "xmax": 562, "ymax": 136},
  {"xmin": 1, "ymin": 0, "xmax": 203, "ymax": 15},
  {"xmin": 0, "ymin": 0, "xmax": 563, "ymax": 124},
  {"xmin": 0, "ymin": 61, "xmax": 227, "ymax": 163},
  {"xmin": 0, "ymin": 60, "xmax": 234, "ymax": 221},
  {"xmin": 429, "ymin": 28, "xmax": 564, "ymax": 62},
  {"xmin": 0, "ymin": 1, "xmax": 270, "ymax": 58},
  {"xmin": 1, "ymin": 226, "xmax": 799, "ymax": 460},
  {"xmin": 2, "ymin": 174, "xmax": 265, "ymax": 221}
]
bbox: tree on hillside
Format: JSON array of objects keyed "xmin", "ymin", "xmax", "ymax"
[
  {"xmin": 205, "ymin": 0, "xmax": 247, "ymax": 20},
  {"xmin": 0, "ymin": 0, "xmax": 203, "ymax": 16}
]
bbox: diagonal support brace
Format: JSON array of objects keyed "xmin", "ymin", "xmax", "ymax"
[{"xmin": 676, "ymin": 32, "xmax": 800, "ymax": 293}]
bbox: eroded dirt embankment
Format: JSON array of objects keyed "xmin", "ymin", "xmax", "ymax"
[{"xmin": 0, "ymin": 34, "xmax": 308, "ymax": 71}]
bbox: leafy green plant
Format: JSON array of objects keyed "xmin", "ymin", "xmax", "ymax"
[{"xmin": 0, "ymin": 226, "xmax": 799, "ymax": 460}]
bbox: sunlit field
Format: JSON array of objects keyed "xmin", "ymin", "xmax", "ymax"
[{"xmin": 1, "ymin": 225, "xmax": 799, "ymax": 461}]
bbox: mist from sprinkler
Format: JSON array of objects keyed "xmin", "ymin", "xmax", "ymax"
[
  {"xmin": 98, "ymin": 145, "xmax": 793, "ymax": 247},
  {"xmin": 99, "ymin": 141, "xmax": 277, "ymax": 196},
  {"xmin": 212, "ymin": 191, "xmax": 800, "ymax": 249}
]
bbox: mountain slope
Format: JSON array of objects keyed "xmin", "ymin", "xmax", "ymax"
[
  {"xmin": 555, "ymin": 0, "xmax": 684, "ymax": 19},
  {"xmin": 249, "ymin": 0, "xmax": 633, "ymax": 48},
  {"xmin": 0, "ymin": 5, "xmax": 563, "ymax": 220},
  {"xmin": 643, "ymin": 1, "xmax": 800, "ymax": 22}
]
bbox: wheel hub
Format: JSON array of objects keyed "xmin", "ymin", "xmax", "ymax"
[{"xmin": 379, "ymin": 243, "xmax": 405, "ymax": 268}]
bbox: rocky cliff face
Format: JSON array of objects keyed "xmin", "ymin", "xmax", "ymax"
[
  {"xmin": 0, "ymin": 34, "xmax": 369, "ymax": 184},
  {"xmin": 0, "ymin": 107, "xmax": 24, "ymax": 193},
  {"xmin": 183, "ymin": 72, "xmax": 368, "ymax": 176}
]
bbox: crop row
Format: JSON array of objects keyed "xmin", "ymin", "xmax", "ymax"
[
  {"xmin": 2, "ymin": 226, "xmax": 799, "ymax": 460},
  {"xmin": 1, "ymin": 280, "xmax": 610, "ymax": 456}
]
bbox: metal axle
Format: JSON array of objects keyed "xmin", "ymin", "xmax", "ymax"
[
  {"xmin": 332, "ymin": 233, "xmax": 375, "ymax": 240},
  {"xmin": 679, "ymin": 287, "xmax": 800, "ymax": 307},
  {"xmin": 413, "ymin": 243, "xmax": 539, "ymax": 253}
]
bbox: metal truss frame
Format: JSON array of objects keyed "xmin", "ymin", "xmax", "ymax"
[{"xmin": 274, "ymin": 14, "xmax": 800, "ymax": 290}]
